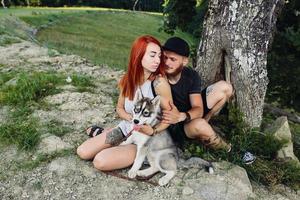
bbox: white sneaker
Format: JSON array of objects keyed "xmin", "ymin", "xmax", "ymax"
[{"xmin": 242, "ymin": 152, "xmax": 256, "ymax": 165}]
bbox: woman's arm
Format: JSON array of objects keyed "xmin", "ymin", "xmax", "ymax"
[
  {"xmin": 152, "ymin": 76, "xmax": 173, "ymax": 133},
  {"xmin": 116, "ymin": 93, "xmax": 132, "ymax": 121},
  {"xmin": 139, "ymin": 76, "xmax": 173, "ymax": 135}
]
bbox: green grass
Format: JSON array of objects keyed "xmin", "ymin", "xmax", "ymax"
[
  {"xmin": 0, "ymin": 72, "xmax": 63, "ymax": 105},
  {"xmin": 0, "ymin": 72, "xmax": 96, "ymax": 105},
  {"xmin": 0, "ymin": 34, "xmax": 21, "ymax": 46},
  {"xmin": 46, "ymin": 119, "xmax": 73, "ymax": 137},
  {"xmin": 0, "ymin": 106, "xmax": 40, "ymax": 151},
  {"xmin": 0, "ymin": 71, "xmax": 96, "ymax": 150},
  {"xmin": 16, "ymin": 8, "xmax": 195, "ymax": 70},
  {"xmin": 70, "ymin": 74, "xmax": 96, "ymax": 92}
]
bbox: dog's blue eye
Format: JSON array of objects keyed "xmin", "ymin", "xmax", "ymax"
[{"xmin": 143, "ymin": 111, "xmax": 150, "ymax": 117}]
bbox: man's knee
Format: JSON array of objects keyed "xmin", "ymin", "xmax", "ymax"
[
  {"xmin": 217, "ymin": 80, "xmax": 233, "ymax": 98},
  {"xmin": 185, "ymin": 118, "xmax": 213, "ymax": 138}
]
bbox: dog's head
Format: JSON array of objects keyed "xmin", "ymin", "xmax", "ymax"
[{"xmin": 131, "ymin": 90, "xmax": 160, "ymax": 127}]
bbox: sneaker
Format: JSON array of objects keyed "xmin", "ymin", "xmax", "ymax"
[{"xmin": 242, "ymin": 152, "xmax": 256, "ymax": 165}]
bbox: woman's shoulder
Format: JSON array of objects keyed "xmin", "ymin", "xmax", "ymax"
[{"xmin": 153, "ymin": 75, "xmax": 168, "ymax": 86}]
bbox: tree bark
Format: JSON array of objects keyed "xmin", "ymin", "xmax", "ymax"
[{"xmin": 196, "ymin": 0, "xmax": 285, "ymax": 127}]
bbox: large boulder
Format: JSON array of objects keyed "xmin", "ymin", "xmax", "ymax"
[{"xmin": 265, "ymin": 116, "xmax": 299, "ymax": 164}]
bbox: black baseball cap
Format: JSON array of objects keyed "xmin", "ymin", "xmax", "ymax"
[{"xmin": 162, "ymin": 37, "xmax": 190, "ymax": 57}]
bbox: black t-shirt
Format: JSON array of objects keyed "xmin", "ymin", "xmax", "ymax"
[{"xmin": 170, "ymin": 67, "xmax": 202, "ymax": 112}]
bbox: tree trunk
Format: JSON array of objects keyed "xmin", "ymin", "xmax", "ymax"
[
  {"xmin": 26, "ymin": 0, "xmax": 30, "ymax": 7},
  {"xmin": 1, "ymin": 0, "xmax": 7, "ymax": 8},
  {"xmin": 196, "ymin": 0, "xmax": 285, "ymax": 127},
  {"xmin": 133, "ymin": 0, "xmax": 139, "ymax": 11}
]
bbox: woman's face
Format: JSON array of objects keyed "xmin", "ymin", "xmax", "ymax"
[{"xmin": 141, "ymin": 42, "xmax": 161, "ymax": 74}]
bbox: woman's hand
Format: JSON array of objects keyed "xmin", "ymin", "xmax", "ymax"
[{"xmin": 125, "ymin": 113, "xmax": 133, "ymax": 122}]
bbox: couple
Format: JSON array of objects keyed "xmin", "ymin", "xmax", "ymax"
[{"xmin": 77, "ymin": 35, "xmax": 233, "ymax": 171}]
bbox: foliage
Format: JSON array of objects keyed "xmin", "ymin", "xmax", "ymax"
[
  {"xmin": 266, "ymin": 0, "xmax": 300, "ymax": 111},
  {"xmin": 161, "ymin": 0, "xmax": 207, "ymax": 65},
  {"xmin": 162, "ymin": 0, "xmax": 208, "ymax": 38}
]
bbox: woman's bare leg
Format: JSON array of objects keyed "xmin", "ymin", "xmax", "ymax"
[
  {"xmin": 77, "ymin": 128, "xmax": 113, "ymax": 160},
  {"xmin": 93, "ymin": 144, "xmax": 137, "ymax": 171}
]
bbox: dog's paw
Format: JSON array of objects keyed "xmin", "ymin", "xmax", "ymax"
[
  {"xmin": 128, "ymin": 169, "xmax": 137, "ymax": 179},
  {"xmin": 136, "ymin": 170, "xmax": 145, "ymax": 177},
  {"xmin": 158, "ymin": 177, "xmax": 170, "ymax": 186}
]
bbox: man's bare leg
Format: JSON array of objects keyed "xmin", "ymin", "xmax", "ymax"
[
  {"xmin": 184, "ymin": 118, "xmax": 231, "ymax": 152},
  {"xmin": 204, "ymin": 80, "xmax": 233, "ymax": 121}
]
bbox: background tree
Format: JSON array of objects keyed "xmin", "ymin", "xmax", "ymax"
[
  {"xmin": 163, "ymin": 0, "xmax": 286, "ymax": 127},
  {"xmin": 266, "ymin": 0, "xmax": 300, "ymax": 111},
  {"xmin": 1, "ymin": 0, "xmax": 7, "ymax": 8},
  {"xmin": 133, "ymin": 0, "xmax": 139, "ymax": 11}
]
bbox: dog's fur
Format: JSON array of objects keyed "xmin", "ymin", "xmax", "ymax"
[{"xmin": 121, "ymin": 90, "xmax": 213, "ymax": 186}]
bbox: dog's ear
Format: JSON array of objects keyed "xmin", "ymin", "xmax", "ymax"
[
  {"xmin": 133, "ymin": 89, "xmax": 142, "ymax": 103},
  {"xmin": 151, "ymin": 95, "xmax": 160, "ymax": 110}
]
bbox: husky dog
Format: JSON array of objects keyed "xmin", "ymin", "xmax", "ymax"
[{"xmin": 122, "ymin": 90, "xmax": 213, "ymax": 186}]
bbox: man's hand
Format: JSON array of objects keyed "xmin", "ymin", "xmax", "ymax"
[
  {"xmin": 162, "ymin": 101, "xmax": 186, "ymax": 124},
  {"xmin": 137, "ymin": 124, "xmax": 154, "ymax": 136}
]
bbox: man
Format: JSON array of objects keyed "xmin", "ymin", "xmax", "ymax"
[{"xmin": 161, "ymin": 37, "xmax": 233, "ymax": 151}]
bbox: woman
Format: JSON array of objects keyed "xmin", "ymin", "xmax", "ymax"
[{"xmin": 77, "ymin": 35, "xmax": 173, "ymax": 171}]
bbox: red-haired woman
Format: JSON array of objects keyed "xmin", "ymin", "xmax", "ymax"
[{"xmin": 77, "ymin": 35, "xmax": 172, "ymax": 171}]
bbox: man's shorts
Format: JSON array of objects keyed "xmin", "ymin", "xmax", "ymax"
[
  {"xmin": 201, "ymin": 87, "xmax": 212, "ymax": 118},
  {"xmin": 168, "ymin": 122, "xmax": 189, "ymax": 149}
]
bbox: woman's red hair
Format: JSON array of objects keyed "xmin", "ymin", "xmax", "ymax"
[{"xmin": 119, "ymin": 35, "xmax": 165, "ymax": 100}]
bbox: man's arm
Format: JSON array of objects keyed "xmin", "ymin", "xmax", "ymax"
[
  {"xmin": 188, "ymin": 93, "xmax": 204, "ymax": 120},
  {"xmin": 138, "ymin": 76, "xmax": 173, "ymax": 135},
  {"xmin": 162, "ymin": 93, "xmax": 204, "ymax": 124}
]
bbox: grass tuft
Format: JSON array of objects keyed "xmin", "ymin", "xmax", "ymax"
[
  {"xmin": 46, "ymin": 119, "xmax": 73, "ymax": 137},
  {"xmin": 1, "ymin": 72, "xmax": 63, "ymax": 105},
  {"xmin": 0, "ymin": 108, "xmax": 40, "ymax": 151},
  {"xmin": 70, "ymin": 74, "xmax": 95, "ymax": 92},
  {"xmin": 0, "ymin": 34, "xmax": 21, "ymax": 46}
]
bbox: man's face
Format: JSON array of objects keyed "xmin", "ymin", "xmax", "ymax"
[{"xmin": 163, "ymin": 50, "xmax": 187, "ymax": 76}]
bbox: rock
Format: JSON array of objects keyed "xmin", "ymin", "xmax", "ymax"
[
  {"xmin": 0, "ymin": 106, "xmax": 9, "ymax": 124},
  {"xmin": 3, "ymin": 77, "xmax": 18, "ymax": 86},
  {"xmin": 182, "ymin": 186, "xmax": 194, "ymax": 195},
  {"xmin": 178, "ymin": 161, "xmax": 255, "ymax": 200},
  {"xmin": 36, "ymin": 135, "xmax": 72, "ymax": 155},
  {"xmin": 265, "ymin": 116, "xmax": 300, "ymax": 164}
]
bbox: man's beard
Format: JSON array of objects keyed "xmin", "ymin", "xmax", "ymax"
[{"xmin": 166, "ymin": 65, "xmax": 184, "ymax": 77}]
